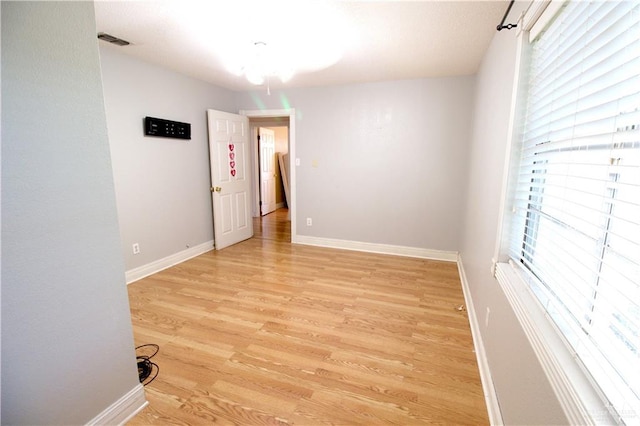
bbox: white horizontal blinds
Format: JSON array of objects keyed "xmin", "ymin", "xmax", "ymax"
[{"xmin": 511, "ymin": 1, "xmax": 640, "ymax": 422}]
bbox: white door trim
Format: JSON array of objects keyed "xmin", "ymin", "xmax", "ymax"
[{"xmin": 240, "ymin": 109, "xmax": 297, "ymax": 243}]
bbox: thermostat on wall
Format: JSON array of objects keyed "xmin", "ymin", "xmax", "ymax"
[{"xmin": 144, "ymin": 116, "xmax": 191, "ymax": 140}]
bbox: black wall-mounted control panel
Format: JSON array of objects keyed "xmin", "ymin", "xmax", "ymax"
[{"xmin": 144, "ymin": 116, "xmax": 191, "ymax": 140}]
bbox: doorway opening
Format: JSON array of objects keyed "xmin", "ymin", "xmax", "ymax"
[
  {"xmin": 241, "ymin": 109, "xmax": 296, "ymax": 244},
  {"xmin": 257, "ymin": 126, "xmax": 287, "ymax": 217}
]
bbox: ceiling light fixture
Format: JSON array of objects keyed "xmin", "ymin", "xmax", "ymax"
[
  {"xmin": 236, "ymin": 41, "xmax": 294, "ymax": 94},
  {"xmin": 189, "ymin": 0, "xmax": 355, "ymax": 93}
]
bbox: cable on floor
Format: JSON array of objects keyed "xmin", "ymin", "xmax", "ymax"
[{"xmin": 136, "ymin": 343, "xmax": 159, "ymax": 386}]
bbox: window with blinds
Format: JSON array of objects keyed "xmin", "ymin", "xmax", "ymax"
[{"xmin": 509, "ymin": 1, "xmax": 639, "ymax": 423}]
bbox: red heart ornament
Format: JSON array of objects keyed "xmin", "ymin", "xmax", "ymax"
[
  {"xmin": 229, "ymin": 152, "xmax": 235, "ymax": 160},
  {"xmin": 230, "ymin": 169, "xmax": 236, "ymax": 177},
  {"xmin": 229, "ymin": 161, "xmax": 236, "ymax": 168},
  {"xmin": 228, "ymin": 144, "xmax": 235, "ymax": 151}
]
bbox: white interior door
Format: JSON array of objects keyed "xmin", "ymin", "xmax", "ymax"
[
  {"xmin": 207, "ymin": 109, "xmax": 253, "ymax": 250},
  {"xmin": 259, "ymin": 127, "xmax": 277, "ymax": 216}
]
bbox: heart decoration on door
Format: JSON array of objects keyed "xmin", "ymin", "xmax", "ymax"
[{"xmin": 228, "ymin": 142, "xmax": 237, "ymax": 178}]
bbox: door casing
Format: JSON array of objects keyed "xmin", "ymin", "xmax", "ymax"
[{"xmin": 241, "ymin": 109, "xmax": 297, "ymax": 243}]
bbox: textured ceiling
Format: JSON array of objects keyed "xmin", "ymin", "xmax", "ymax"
[{"xmin": 94, "ymin": 0, "xmax": 510, "ymax": 92}]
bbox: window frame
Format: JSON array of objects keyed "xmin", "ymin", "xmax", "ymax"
[{"xmin": 492, "ymin": 1, "xmax": 638, "ymax": 424}]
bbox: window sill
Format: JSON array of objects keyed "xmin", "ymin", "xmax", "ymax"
[{"xmin": 494, "ymin": 261, "xmax": 618, "ymax": 425}]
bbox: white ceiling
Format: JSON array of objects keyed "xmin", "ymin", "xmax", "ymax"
[{"xmin": 94, "ymin": 0, "xmax": 510, "ymax": 92}]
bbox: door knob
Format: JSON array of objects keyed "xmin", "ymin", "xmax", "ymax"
[{"xmin": 210, "ymin": 186, "xmax": 222, "ymax": 193}]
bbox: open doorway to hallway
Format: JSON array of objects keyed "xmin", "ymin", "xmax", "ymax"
[
  {"xmin": 244, "ymin": 109, "xmax": 295, "ymax": 243},
  {"xmin": 256, "ymin": 126, "xmax": 288, "ymax": 217}
]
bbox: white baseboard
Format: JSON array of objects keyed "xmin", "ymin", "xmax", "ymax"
[
  {"xmin": 275, "ymin": 202, "xmax": 286, "ymax": 209},
  {"xmin": 294, "ymin": 235, "xmax": 458, "ymax": 262},
  {"xmin": 86, "ymin": 383, "xmax": 147, "ymax": 426},
  {"xmin": 457, "ymin": 255, "xmax": 503, "ymax": 425},
  {"xmin": 125, "ymin": 240, "xmax": 214, "ymax": 284}
]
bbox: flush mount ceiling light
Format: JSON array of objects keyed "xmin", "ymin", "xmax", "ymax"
[
  {"xmin": 221, "ymin": 1, "xmax": 351, "ymax": 90},
  {"xmin": 179, "ymin": 0, "xmax": 354, "ymax": 90},
  {"xmin": 232, "ymin": 41, "xmax": 294, "ymax": 87}
]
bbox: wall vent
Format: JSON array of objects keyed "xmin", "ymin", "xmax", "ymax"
[{"xmin": 97, "ymin": 32, "xmax": 130, "ymax": 46}]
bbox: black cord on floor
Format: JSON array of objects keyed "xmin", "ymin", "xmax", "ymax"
[{"xmin": 136, "ymin": 344, "xmax": 159, "ymax": 386}]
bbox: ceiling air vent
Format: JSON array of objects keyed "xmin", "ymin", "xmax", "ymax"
[{"xmin": 97, "ymin": 32, "xmax": 130, "ymax": 46}]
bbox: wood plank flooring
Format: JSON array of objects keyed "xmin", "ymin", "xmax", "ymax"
[{"xmin": 128, "ymin": 209, "xmax": 488, "ymax": 425}]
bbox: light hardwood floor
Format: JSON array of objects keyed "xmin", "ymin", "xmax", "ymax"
[{"xmin": 128, "ymin": 209, "xmax": 488, "ymax": 425}]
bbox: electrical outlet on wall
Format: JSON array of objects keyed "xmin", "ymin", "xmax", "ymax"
[
  {"xmin": 306, "ymin": 218, "xmax": 312, "ymax": 226},
  {"xmin": 132, "ymin": 243, "xmax": 140, "ymax": 255}
]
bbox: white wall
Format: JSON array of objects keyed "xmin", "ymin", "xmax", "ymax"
[
  {"xmin": 1, "ymin": 2, "xmax": 141, "ymax": 423},
  {"xmin": 237, "ymin": 78, "xmax": 474, "ymax": 251},
  {"xmin": 99, "ymin": 47, "xmax": 237, "ymax": 272},
  {"xmin": 101, "ymin": 54, "xmax": 473, "ymax": 267},
  {"xmin": 459, "ymin": 8, "xmax": 568, "ymax": 425}
]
